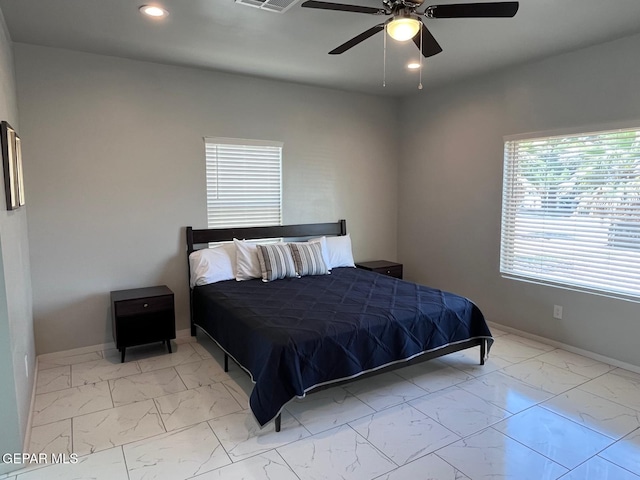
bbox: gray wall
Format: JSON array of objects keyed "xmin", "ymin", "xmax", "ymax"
[
  {"xmin": 399, "ymin": 33, "xmax": 640, "ymax": 367},
  {"xmin": 12, "ymin": 24, "xmax": 640, "ymax": 370},
  {"xmin": 0, "ymin": 241, "xmax": 22, "ymax": 475},
  {"xmin": 0, "ymin": 10, "xmax": 34, "ymax": 475},
  {"xmin": 14, "ymin": 44, "xmax": 399, "ymax": 354}
]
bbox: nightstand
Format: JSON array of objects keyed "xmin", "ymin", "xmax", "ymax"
[
  {"xmin": 111, "ymin": 285, "xmax": 176, "ymax": 363},
  {"xmin": 355, "ymin": 260, "xmax": 403, "ymax": 279}
]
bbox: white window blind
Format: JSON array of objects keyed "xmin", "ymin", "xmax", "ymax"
[
  {"xmin": 501, "ymin": 126, "xmax": 640, "ymax": 299},
  {"xmin": 205, "ymin": 137, "xmax": 282, "ymax": 228}
]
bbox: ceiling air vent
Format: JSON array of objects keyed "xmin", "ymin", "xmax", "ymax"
[{"xmin": 235, "ymin": 0, "xmax": 301, "ymax": 13}]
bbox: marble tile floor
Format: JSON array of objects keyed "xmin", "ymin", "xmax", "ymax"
[{"xmin": 4, "ymin": 329, "xmax": 640, "ymax": 480}]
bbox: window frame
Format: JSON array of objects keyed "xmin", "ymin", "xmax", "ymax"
[
  {"xmin": 204, "ymin": 137, "xmax": 283, "ymax": 229},
  {"xmin": 500, "ymin": 121, "xmax": 640, "ymax": 302}
]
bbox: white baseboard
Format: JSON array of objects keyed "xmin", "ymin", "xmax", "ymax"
[
  {"xmin": 488, "ymin": 321, "xmax": 640, "ymax": 375},
  {"xmin": 36, "ymin": 328, "xmax": 193, "ymax": 362},
  {"xmin": 37, "ymin": 342, "xmax": 116, "ymax": 362}
]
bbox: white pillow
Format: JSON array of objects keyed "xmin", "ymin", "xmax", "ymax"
[
  {"xmin": 311, "ymin": 234, "xmax": 355, "ymax": 269},
  {"xmin": 188, "ymin": 243, "xmax": 236, "ymax": 287},
  {"xmin": 234, "ymin": 239, "xmax": 262, "ymax": 281}
]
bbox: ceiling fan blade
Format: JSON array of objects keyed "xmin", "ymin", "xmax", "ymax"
[
  {"xmin": 301, "ymin": 0, "xmax": 385, "ymax": 15},
  {"xmin": 412, "ymin": 22, "xmax": 443, "ymax": 58},
  {"xmin": 425, "ymin": 2, "xmax": 519, "ymax": 18},
  {"xmin": 329, "ymin": 24, "xmax": 384, "ymax": 54}
]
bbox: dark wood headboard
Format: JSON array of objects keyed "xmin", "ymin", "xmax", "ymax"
[
  {"xmin": 185, "ymin": 219, "xmax": 347, "ymax": 336},
  {"xmin": 186, "ymin": 219, "xmax": 347, "ymax": 255}
]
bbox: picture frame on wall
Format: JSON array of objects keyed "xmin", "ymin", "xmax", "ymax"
[{"xmin": 1, "ymin": 121, "xmax": 25, "ymax": 210}]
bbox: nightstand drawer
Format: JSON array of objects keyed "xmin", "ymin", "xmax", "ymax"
[
  {"xmin": 377, "ymin": 265, "xmax": 403, "ymax": 278},
  {"xmin": 115, "ymin": 295, "xmax": 173, "ymax": 317}
]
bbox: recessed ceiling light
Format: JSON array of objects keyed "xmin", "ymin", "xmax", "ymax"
[
  {"xmin": 139, "ymin": 5, "xmax": 168, "ymax": 17},
  {"xmin": 407, "ymin": 62, "xmax": 421, "ymax": 70}
]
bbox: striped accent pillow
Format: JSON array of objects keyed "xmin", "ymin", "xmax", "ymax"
[
  {"xmin": 256, "ymin": 243, "xmax": 298, "ymax": 282},
  {"xmin": 289, "ymin": 242, "xmax": 329, "ymax": 277}
]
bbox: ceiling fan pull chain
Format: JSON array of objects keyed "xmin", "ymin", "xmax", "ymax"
[
  {"xmin": 383, "ymin": 23, "xmax": 387, "ymax": 87},
  {"xmin": 418, "ymin": 22, "xmax": 423, "ymax": 90}
]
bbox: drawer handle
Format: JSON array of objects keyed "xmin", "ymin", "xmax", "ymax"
[
  {"xmin": 143, "ymin": 303, "xmax": 149, "ymax": 308},
  {"xmin": 386, "ymin": 270, "xmax": 391, "ymax": 274}
]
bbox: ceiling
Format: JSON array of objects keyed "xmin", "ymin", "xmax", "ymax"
[{"xmin": 1, "ymin": 0, "xmax": 640, "ymax": 96}]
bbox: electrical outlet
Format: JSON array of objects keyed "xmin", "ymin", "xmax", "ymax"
[
  {"xmin": 24, "ymin": 354, "xmax": 29, "ymax": 378},
  {"xmin": 553, "ymin": 305, "xmax": 563, "ymax": 320}
]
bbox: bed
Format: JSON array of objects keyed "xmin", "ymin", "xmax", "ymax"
[{"xmin": 186, "ymin": 220, "xmax": 493, "ymax": 431}]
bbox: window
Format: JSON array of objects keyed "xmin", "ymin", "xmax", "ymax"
[
  {"xmin": 205, "ymin": 137, "xmax": 282, "ymax": 228},
  {"xmin": 500, "ymin": 126, "xmax": 640, "ymax": 299}
]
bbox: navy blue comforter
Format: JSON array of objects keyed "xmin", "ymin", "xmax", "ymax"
[{"xmin": 193, "ymin": 267, "xmax": 492, "ymax": 426}]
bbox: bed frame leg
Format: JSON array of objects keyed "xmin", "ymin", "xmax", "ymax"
[
  {"xmin": 275, "ymin": 413, "xmax": 281, "ymax": 432},
  {"xmin": 480, "ymin": 339, "xmax": 486, "ymax": 365},
  {"xmin": 224, "ymin": 354, "xmax": 229, "ymax": 372}
]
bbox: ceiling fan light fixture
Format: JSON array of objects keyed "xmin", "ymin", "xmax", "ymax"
[{"xmin": 387, "ymin": 16, "xmax": 420, "ymax": 42}]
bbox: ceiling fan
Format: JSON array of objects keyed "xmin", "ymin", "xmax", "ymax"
[{"xmin": 300, "ymin": 0, "xmax": 519, "ymax": 57}]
